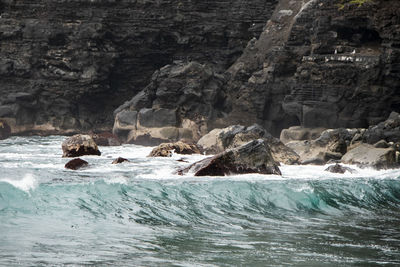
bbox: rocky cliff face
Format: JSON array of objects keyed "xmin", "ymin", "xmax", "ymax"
[
  {"xmin": 0, "ymin": 0, "xmax": 277, "ymax": 135},
  {"xmin": 224, "ymin": 0, "xmax": 400, "ymax": 135},
  {"xmin": 114, "ymin": 0, "xmax": 400, "ymax": 143},
  {"xmin": 1, "ymin": 0, "xmax": 399, "ymax": 140}
]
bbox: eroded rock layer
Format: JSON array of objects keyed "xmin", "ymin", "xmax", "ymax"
[{"xmin": 0, "ymin": 0, "xmax": 277, "ymax": 134}]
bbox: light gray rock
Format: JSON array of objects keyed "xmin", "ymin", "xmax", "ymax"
[{"xmin": 341, "ymin": 144, "xmax": 399, "ymax": 169}]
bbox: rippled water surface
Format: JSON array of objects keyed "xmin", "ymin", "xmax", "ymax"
[{"xmin": 1, "ymin": 136, "xmax": 400, "ymax": 266}]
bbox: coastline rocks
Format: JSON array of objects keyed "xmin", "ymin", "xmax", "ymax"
[
  {"xmin": 286, "ymin": 128, "xmax": 360, "ymax": 165},
  {"xmin": 0, "ymin": 120, "xmax": 11, "ymax": 140},
  {"xmin": 62, "ymin": 134, "xmax": 101, "ymax": 157},
  {"xmin": 65, "ymin": 158, "xmax": 88, "ymax": 170},
  {"xmin": 197, "ymin": 124, "xmax": 299, "ymax": 165},
  {"xmin": 91, "ymin": 132, "xmax": 121, "ymax": 146},
  {"xmin": 325, "ymin": 164, "xmax": 356, "ymax": 174},
  {"xmin": 148, "ymin": 141, "xmax": 201, "ymax": 157},
  {"xmin": 112, "ymin": 157, "xmax": 129, "ymax": 164},
  {"xmin": 113, "ymin": 61, "xmax": 227, "ymax": 145},
  {"xmin": 362, "ymin": 112, "xmax": 400, "ymax": 144},
  {"xmin": 179, "ymin": 139, "xmax": 281, "ymax": 176},
  {"xmin": 341, "ymin": 144, "xmax": 399, "ymax": 170}
]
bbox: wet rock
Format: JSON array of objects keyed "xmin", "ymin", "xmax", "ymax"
[
  {"xmin": 91, "ymin": 132, "xmax": 121, "ymax": 146},
  {"xmin": 0, "ymin": 120, "xmax": 11, "ymax": 140},
  {"xmin": 148, "ymin": 141, "xmax": 201, "ymax": 157},
  {"xmin": 198, "ymin": 124, "xmax": 299, "ymax": 165},
  {"xmin": 341, "ymin": 144, "xmax": 399, "ymax": 170},
  {"xmin": 179, "ymin": 139, "xmax": 281, "ymax": 176},
  {"xmin": 325, "ymin": 164, "xmax": 356, "ymax": 174},
  {"xmin": 112, "ymin": 157, "xmax": 129, "ymax": 164},
  {"xmin": 65, "ymin": 158, "xmax": 88, "ymax": 170},
  {"xmin": 62, "ymin": 134, "xmax": 101, "ymax": 157}
]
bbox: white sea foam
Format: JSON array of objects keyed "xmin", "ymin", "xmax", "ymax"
[
  {"xmin": 1, "ymin": 173, "xmax": 38, "ymax": 192},
  {"xmin": 104, "ymin": 176, "xmax": 128, "ymax": 185}
]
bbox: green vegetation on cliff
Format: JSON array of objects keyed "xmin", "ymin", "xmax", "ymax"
[{"xmin": 338, "ymin": 0, "xmax": 373, "ymax": 9}]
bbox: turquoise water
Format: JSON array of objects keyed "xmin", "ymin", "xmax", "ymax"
[{"xmin": 1, "ymin": 136, "xmax": 400, "ymax": 266}]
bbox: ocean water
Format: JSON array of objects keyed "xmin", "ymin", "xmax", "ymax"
[{"xmin": 0, "ymin": 136, "xmax": 400, "ymax": 266}]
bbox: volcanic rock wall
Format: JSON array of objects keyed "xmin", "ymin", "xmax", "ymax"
[
  {"xmin": 0, "ymin": 0, "xmax": 277, "ymax": 134},
  {"xmin": 224, "ymin": 0, "xmax": 400, "ymax": 135},
  {"xmin": 114, "ymin": 0, "xmax": 400, "ymax": 143}
]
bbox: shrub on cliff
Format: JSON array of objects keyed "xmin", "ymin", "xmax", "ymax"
[{"xmin": 337, "ymin": 0, "xmax": 373, "ymax": 9}]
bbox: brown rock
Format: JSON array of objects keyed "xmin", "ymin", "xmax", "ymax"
[
  {"xmin": 62, "ymin": 134, "xmax": 101, "ymax": 157},
  {"xmin": 148, "ymin": 141, "xmax": 201, "ymax": 157},
  {"xmin": 65, "ymin": 158, "xmax": 89, "ymax": 170},
  {"xmin": 112, "ymin": 157, "xmax": 129, "ymax": 164}
]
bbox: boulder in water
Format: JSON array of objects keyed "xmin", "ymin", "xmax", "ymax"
[
  {"xmin": 179, "ymin": 139, "xmax": 281, "ymax": 176},
  {"xmin": 341, "ymin": 144, "xmax": 399, "ymax": 170},
  {"xmin": 112, "ymin": 157, "xmax": 129, "ymax": 164},
  {"xmin": 325, "ymin": 164, "xmax": 356, "ymax": 174},
  {"xmin": 65, "ymin": 158, "xmax": 88, "ymax": 170},
  {"xmin": 197, "ymin": 124, "xmax": 299, "ymax": 165},
  {"xmin": 0, "ymin": 120, "xmax": 11, "ymax": 140},
  {"xmin": 148, "ymin": 141, "xmax": 201, "ymax": 157},
  {"xmin": 62, "ymin": 134, "xmax": 101, "ymax": 157}
]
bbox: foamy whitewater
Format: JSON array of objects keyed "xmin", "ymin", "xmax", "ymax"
[{"xmin": 1, "ymin": 136, "xmax": 400, "ymax": 266}]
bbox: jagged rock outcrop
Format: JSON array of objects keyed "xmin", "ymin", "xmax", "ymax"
[
  {"xmin": 62, "ymin": 134, "xmax": 101, "ymax": 157},
  {"xmin": 0, "ymin": 0, "xmax": 277, "ymax": 135},
  {"xmin": 197, "ymin": 124, "xmax": 300, "ymax": 164},
  {"xmin": 362, "ymin": 112, "xmax": 400, "ymax": 144},
  {"xmin": 179, "ymin": 139, "xmax": 281, "ymax": 176},
  {"xmin": 113, "ymin": 61, "xmax": 227, "ymax": 145},
  {"xmin": 286, "ymin": 128, "xmax": 360, "ymax": 165}
]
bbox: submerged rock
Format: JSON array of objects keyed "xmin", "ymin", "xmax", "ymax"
[
  {"xmin": 0, "ymin": 120, "xmax": 11, "ymax": 140},
  {"xmin": 112, "ymin": 157, "xmax": 129, "ymax": 164},
  {"xmin": 179, "ymin": 139, "xmax": 281, "ymax": 176},
  {"xmin": 341, "ymin": 144, "xmax": 398, "ymax": 170},
  {"xmin": 148, "ymin": 141, "xmax": 201, "ymax": 157},
  {"xmin": 62, "ymin": 134, "xmax": 101, "ymax": 157},
  {"xmin": 65, "ymin": 158, "xmax": 88, "ymax": 170},
  {"xmin": 197, "ymin": 124, "xmax": 299, "ymax": 165},
  {"xmin": 325, "ymin": 164, "xmax": 356, "ymax": 174}
]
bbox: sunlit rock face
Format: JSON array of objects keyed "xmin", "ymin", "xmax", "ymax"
[{"xmin": 0, "ymin": 0, "xmax": 277, "ymax": 135}]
